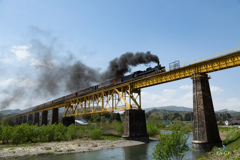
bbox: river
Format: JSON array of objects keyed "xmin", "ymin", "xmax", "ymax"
[{"xmin": 15, "ymin": 132, "xmax": 204, "ymax": 160}]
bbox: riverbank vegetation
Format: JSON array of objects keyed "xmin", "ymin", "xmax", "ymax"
[
  {"xmin": 197, "ymin": 126, "xmax": 240, "ymax": 160},
  {"xmin": 0, "ymin": 120, "xmax": 125, "ymax": 145},
  {"xmin": 153, "ymin": 128, "xmax": 189, "ymax": 160}
]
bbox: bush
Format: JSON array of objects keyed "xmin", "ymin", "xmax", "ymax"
[
  {"xmin": 11, "ymin": 123, "xmax": 35, "ymax": 144},
  {"xmin": 147, "ymin": 122, "xmax": 159, "ymax": 137},
  {"xmin": 54, "ymin": 123, "xmax": 66, "ymax": 141},
  {"xmin": 157, "ymin": 122, "xmax": 166, "ymax": 129},
  {"xmin": 168, "ymin": 123, "xmax": 192, "ymax": 133},
  {"xmin": 1, "ymin": 117, "xmax": 15, "ymax": 126},
  {"xmin": 218, "ymin": 120, "xmax": 225, "ymax": 125},
  {"xmin": 88, "ymin": 128, "xmax": 103, "ymax": 140},
  {"xmin": 38, "ymin": 125, "xmax": 55, "ymax": 142},
  {"xmin": 1, "ymin": 125, "xmax": 13, "ymax": 144},
  {"xmin": 116, "ymin": 125, "xmax": 124, "ymax": 135},
  {"xmin": 153, "ymin": 128, "xmax": 189, "ymax": 160},
  {"xmin": 0, "ymin": 126, "xmax": 2, "ymax": 141},
  {"xmin": 66, "ymin": 124, "xmax": 78, "ymax": 140}
]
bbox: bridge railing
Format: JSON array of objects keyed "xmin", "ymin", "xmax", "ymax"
[
  {"xmin": 165, "ymin": 46, "xmax": 240, "ymax": 71},
  {"xmin": 180, "ymin": 46, "xmax": 240, "ymax": 68}
]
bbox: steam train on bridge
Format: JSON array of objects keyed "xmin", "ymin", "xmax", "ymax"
[{"xmin": 33, "ymin": 65, "xmax": 165, "ymax": 110}]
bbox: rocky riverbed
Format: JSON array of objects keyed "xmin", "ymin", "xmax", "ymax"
[{"xmin": 0, "ymin": 139, "xmax": 145, "ymax": 159}]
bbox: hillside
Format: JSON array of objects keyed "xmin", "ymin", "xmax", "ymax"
[{"xmin": 144, "ymin": 106, "xmax": 193, "ymax": 113}]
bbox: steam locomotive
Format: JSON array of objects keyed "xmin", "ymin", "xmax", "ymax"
[{"xmin": 32, "ymin": 65, "xmax": 165, "ymax": 110}]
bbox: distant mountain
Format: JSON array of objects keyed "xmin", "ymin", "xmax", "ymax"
[
  {"xmin": 144, "ymin": 106, "xmax": 193, "ymax": 113},
  {"xmin": 216, "ymin": 109, "xmax": 238, "ymax": 113},
  {"xmin": 0, "ymin": 107, "xmax": 65, "ymax": 119},
  {"xmin": 0, "ymin": 108, "xmax": 32, "ymax": 118}
]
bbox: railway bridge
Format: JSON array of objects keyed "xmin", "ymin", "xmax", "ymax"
[{"xmin": 9, "ymin": 46, "xmax": 240, "ymax": 151}]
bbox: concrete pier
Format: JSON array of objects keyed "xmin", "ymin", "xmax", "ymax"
[
  {"xmin": 192, "ymin": 73, "xmax": 222, "ymax": 151},
  {"xmin": 123, "ymin": 109, "xmax": 149, "ymax": 142},
  {"xmin": 41, "ymin": 111, "xmax": 48, "ymax": 126},
  {"xmin": 28, "ymin": 114, "xmax": 33, "ymax": 125},
  {"xmin": 51, "ymin": 108, "xmax": 59, "ymax": 124},
  {"xmin": 33, "ymin": 112, "xmax": 39, "ymax": 126},
  {"xmin": 62, "ymin": 116, "xmax": 75, "ymax": 126}
]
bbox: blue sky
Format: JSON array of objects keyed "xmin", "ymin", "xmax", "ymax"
[{"xmin": 0, "ymin": 0, "xmax": 240, "ymax": 111}]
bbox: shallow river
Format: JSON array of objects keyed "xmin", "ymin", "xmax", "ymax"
[{"xmin": 16, "ymin": 132, "xmax": 204, "ymax": 160}]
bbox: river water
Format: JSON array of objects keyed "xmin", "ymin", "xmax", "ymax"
[{"xmin": 15, "ymin": 132, "xmax": 204, "ymax": 160}]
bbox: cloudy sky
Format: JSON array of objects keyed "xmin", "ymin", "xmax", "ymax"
[{"xmin": 0, "ymin": 0, "xmax": 240, "ymax": 111}]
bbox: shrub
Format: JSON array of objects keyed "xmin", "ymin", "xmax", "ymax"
[
  {"xmin": 66, "ymin": 124, "xmax": 78, "ymax": 140},
  {"xmin": 88, "ymin": 128, "xmax": 103, "ymax": 140},
  {"xmin": 147, "ymin": 122, "xmax": 159, "ymax": 137},
  {"xmin": 54, "ymin": 123, "xmax": 66, "ymax": 141},
  {"xmin": 1, "ymin": 117, "xmax": 16, "ymax": 126},
  {"xmin": 12, "ymin": 124, "xmax": 29, "ymax": 144},
  {"xmin": 116, "ymin": 125, "xmax": 124, "ymax": 135},
  {"xmin": 39, "ymin": 125, "xmax": 55, "ymax": 142},
  {"xmin": 1, "ymin": 125, "xmax": 13, "ymax": 144},
  {"xmin": 0, "ymin": 126, "xmax": 2, "ymax": 141},
  {"xmin": 153, "ymin": 128, "xmax": 189, "ymax": 160},
  {"xmin": 157, "ymin": 122, "xmax": 166, "ymax": 129}
]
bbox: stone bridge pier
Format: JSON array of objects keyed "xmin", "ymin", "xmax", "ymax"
[
  {"xmin": 33, "ymin": 112, "xmax": 39, "ymax": 126},
  {"xmin": 51, "ymin": 108, "xmax": 59, "ymax": 124},
  {"xmin": 192, "ymin": 73, "xmax": 222, "ymax": 151},
  {"xmin": 28, "ymin": 114, "xmax": 33, "ymax": 125},
  {"xmin": 123, "ymin": 109, "xmax": 149, "ymax": 142},
  {"xmin": 41, "ymin": 110, "xmax": 48, "ymax": 126}
]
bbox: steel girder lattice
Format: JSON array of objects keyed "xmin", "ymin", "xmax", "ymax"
[{"xmin": 64, "ymin": 84, "xmax": 141, "ymax": 117}]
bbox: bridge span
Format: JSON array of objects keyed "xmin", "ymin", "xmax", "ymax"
[{"xmin": 9, "ymin": 46, "xmax": 240, "ymax": 151}]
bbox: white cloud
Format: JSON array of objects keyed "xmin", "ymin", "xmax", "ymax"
[
  {"xmin": 0, "ymin": 58, "xmax": 12, "ymax": 64},
  {"xmin": 10, "ymin": 45, "xmax": 31, "ymax": 60},
  {"xmin": 162, "ymin": 89, "xmax": 177, "ymax": 96},
  {"xmin": 179, "ymin": 85, "xmax": 192, "ymax": 90},
  {"xmin": 0, "ymin": 51, "xmax": 12, "ymax": 64},
  {"xmin": 141, "ymin": 89, "xmax": 193, "ymax": 109},
  {"xmin": 210, "ymin": 86, "xmax": 224, "ymax": 94},
  {"xmin": 213, "ymin": 97, "xmax": 240, "ymax": 112}
]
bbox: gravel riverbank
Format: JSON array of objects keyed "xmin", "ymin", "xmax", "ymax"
[{"xmin": 0, "ymin": 139, "xmax": 145, "ymax": 159}]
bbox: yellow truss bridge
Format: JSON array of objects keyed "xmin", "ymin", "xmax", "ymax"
[{"xmin": 15, "ymin": 46, "xmax": 240, "ymax": 117}]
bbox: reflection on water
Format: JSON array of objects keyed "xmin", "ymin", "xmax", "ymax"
[{"xmin": 13, "ymin": 132, "xmax": 204, "ymax": 160}]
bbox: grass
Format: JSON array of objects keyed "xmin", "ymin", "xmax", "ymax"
[
  {"xmin": 44, "ymin": 147, "xmax": 52, "ymax": 150},
  {"xmin": 197, "ymin": 127, "xmax": 240, "ymax": 160}
]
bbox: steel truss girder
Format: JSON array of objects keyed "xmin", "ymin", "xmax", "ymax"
[
  {"xmin": 133, "ymin": 50, "xmax": 240, "ymax": 89},
  {"xmin": 64, "ymin": 84, "xmax": 141, "ymax": 117}
]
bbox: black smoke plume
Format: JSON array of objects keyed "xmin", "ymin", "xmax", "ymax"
[
  {"xmin": 0, "ymin": 30, "xmax": 160, "ymax": 110},
  {"xmin": 102, "ymin": 51, "xmax": 159, "ymax": 79}
]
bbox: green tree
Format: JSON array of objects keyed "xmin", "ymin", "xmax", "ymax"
[
  {"xmin": 1, "ymin": 117, "xmax": 15, "ymax": 126},
  {"xmin": 0, "ymin": 125, "xmax": 2, "ymax": 141},
  {"xmin": 11, "ymin": 123, "xmax": 38, "ymax": 144},
  {"xmin": 88, "ymin": 128, "xmax": 103, "ymax": 140},
  {"xmin": 147, "ymin": 122, "xmax": 159, "ymax": 137},
  {"xmin": 218, "ymin": 120, "xmax": 225, "ymax": 125},
  {"xmin": 153, "ymin": 128, "xmax": 189, "ymax": 160},
  {"xmin": 1, "ymin": 125, "xmax": 13, "ymax": 144},
  {"xmin": 54, "ymin": 123, "xmax": 66, "ymax": 141},
  {"xmin": 116, "ymin": 125, "xmax": 124, "ymax": 135},
  {"xmin": 66, "ymin": 124, "xmax": 78, "ymax": 140}
]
